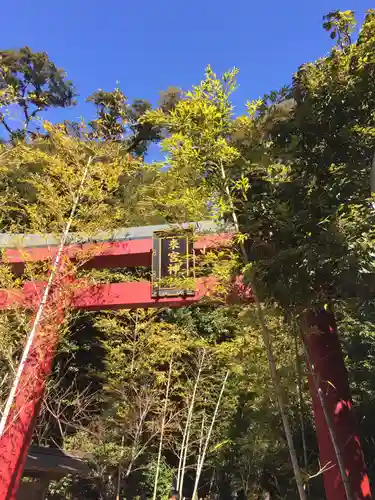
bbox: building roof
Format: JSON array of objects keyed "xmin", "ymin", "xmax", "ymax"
[
  {"xmin": 24, "ymin": 446, "xmax": 91, "ymax": 478},
  {"xmin": 0, "ymin": 220, "xmax": 232, "ymax": 249}
]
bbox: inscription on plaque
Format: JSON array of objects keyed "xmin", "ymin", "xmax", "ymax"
[{"xmin": 152, "ymin": 230, "xmax": 195, "ymax": 298}]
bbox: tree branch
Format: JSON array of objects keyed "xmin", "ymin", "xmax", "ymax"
[{"xmin": 0, "ymin": 118, "xmax": 13, "ymax": 136}]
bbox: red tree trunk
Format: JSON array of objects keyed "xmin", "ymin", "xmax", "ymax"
[{"xmin": 304, "ymin": 309, "xmax": 371, "ymax": 500}]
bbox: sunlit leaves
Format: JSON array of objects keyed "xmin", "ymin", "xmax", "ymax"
[
  {"xmin": 0, "ymin": 121, "xmax": 169, "ymax": 234},
  {"xmin": 323, "ymin": 10, "xmax": 356, "ymax": 48},
  {"xmin": 142, "ymin": 67, "xmax": 241, "ymax": 222}
]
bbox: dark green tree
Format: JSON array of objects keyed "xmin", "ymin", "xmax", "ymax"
[
  {"xmin": 0, "ymin": 46, "xmax": 76, "ymax": 141},
  {"xmin": 87, "ymin": 86, "xmax": 181, "ymax": 156}
]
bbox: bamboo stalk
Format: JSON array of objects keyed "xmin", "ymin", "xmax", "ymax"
[
  {"xmin": 115, "ymin": 435, "xmax": 125, "ymax": 500},
  {"xmin": 152, "ymin": 356, "xmax": 173, "ymax": 500},
  {"xmin": 117, "ymin": 313, "xmax": 139, "ymax": 499},
  {"xmin": 178, "ymin": 349, "xmax": 205, "ymax": 498},
  {"xmin": 0, "ymin": 155, "xmax": 93, "ymax": 436},
  {"xmin": 191, "ymin": 370, "xmax": 229, "ymax": 500},
  {"xmin": 198, "ymin": 409, "xmax": 206, "ymax": 462},
  {"xmin": 294, "ymin": 330, "xmax": 309, "ymax": 473},
  {"xmin": 176, "ymin": 422, "xmax": 186, "ymax": 494},
  {"xmin": 218, "ymin": 160, "xmax": 307, "ymax": 500}
]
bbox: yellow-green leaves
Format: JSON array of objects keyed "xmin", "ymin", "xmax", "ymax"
[
  {"xmin": 246, "ymin": 98, "xmax": 263, "ymax": 119},
  {"xmin": 0, "ymin": 121, "xmax": 163, "ymax": 234},
  {"xmin": 142, "ymin": 67, "xmax": 241, "ymax": 224},
  {"xmin": 323, "ymin": 10, "xmax": 356, "ymax": 48}
]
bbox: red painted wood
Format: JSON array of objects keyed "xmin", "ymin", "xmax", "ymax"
[
  {"xmin": 3, "ymin": 233, "xmax": 233, "ymax": 271},
  {"xmin": 73, "ymin": 278, "xmax": 219, "ymax": 310},
  {"xmin": 0, "ymin": 278, "xmax": 226, "ymax": 311},
  {"xmin": 0, "ymin": 275, "xmax": 70, "ymax": 500},
  {"xmin": 305, "ymin": 310, "xmax": 371, "ymax": 500},
  {"xmin": 4, "ymin": 239, "xmax": 152, "ymax": 273}
]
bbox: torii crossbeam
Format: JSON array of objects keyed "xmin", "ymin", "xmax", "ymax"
[{"xmin": 0, "ymin": 221, "xmax": 370, "ymax": 500}]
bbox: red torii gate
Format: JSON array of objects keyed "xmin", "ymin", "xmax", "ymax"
[{"xmin": 0, "ymin": 222, "xmax": 370, "ymax": 500}]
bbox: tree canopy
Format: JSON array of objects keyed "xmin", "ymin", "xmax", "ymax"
[
  {"xmin": 0, "ymin": 47, "xmax": 76, "ymax": 141},
  {"xmin": 0, "ymin": 8, "xmax": 375, "ymax": 500}
]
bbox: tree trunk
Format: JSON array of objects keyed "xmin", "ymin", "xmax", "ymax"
[
  {"xmin": 302, "ymin": 308, "xmax": 371, "ymax": 500},
  {"xmin": 219, "ymin": 159, "xmax": 306, "ymax": 500}
]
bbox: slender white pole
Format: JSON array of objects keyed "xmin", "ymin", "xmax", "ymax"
[
  {"xmin": 152, "ymin": 356, "xmax": 173, "ymax": 500},
  {"xmin": 191, "ymin": 370, "xmax": 229, "ymax": 500},
  {"xmin": 371, "ymin": 152, "xmax": 375, "ymax": 211},
  {"xmin": 178, "ymin": 349, "xmax": 205, "ymax": 498},
  {"xmin": 0, "ymin": 157, "xmax": 92, "ymax": 436}
]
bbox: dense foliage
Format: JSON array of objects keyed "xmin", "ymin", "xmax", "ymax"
[{"xmin": 0, "ymin": 8, "xmax": 374, "ymax": 500}]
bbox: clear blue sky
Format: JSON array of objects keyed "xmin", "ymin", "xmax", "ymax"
[{"xmin": 0, "ymin": 1, "xmax": 373, "ymax": 140}]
